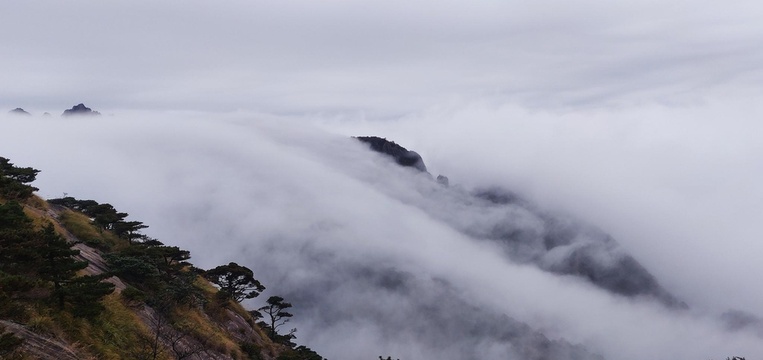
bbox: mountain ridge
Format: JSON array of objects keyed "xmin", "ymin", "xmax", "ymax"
[{"xmin": 355, "ymin": 136, "xmax": 685, "ymax": 308}]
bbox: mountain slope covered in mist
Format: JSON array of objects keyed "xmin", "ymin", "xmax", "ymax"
[
  {"xmin": 256, "ymin": 136, "xmax": 683, "ymax": 359},
  {"xmin": 356, "ymin": 136, "xmax": 684, "ymax": 309}
]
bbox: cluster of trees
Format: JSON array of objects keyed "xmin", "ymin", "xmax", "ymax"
[
  {"xmin": 51, "ymin": 195, "xmax": 314, "ymax": 356},
  {"xmin": 49, "ymin": 196, "xmax": 148, "ymax": 242},
  {"xmin": 0, "ymin": 162, "xmax": 115, "ymax": 320},
  {"xmin": 1, "ymin": 159, "xmax": 116, "ymax": 358},
  {"xmin": 1, "ymin": 156, "xmax": 325, "ymax": 359},
  {"xmin": 203, "ymin": 263, "xmax": 329, "ymax": 359},
  {"xmin": 51, "ymin": 193, "xmax": 316, "ymax": 357},
  {"xmin": 99, "ymin": 212, "xmax": 323, "ymax": 358}
]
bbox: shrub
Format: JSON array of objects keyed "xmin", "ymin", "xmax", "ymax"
[
  {"xmin": 27, "ymin": 314, "xmax": 56, "ymax": 336},
  {"xmin": 121, "ymin": 286, "xmax": 147, "ymax": 306},
  {"xmin": 240, "ymin": 342, "xmax": 263, "ymax": 360}
]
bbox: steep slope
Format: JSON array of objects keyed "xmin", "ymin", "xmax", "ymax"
[
  {"xmin": 2, "ymin": 195, "xmax": 284, "ymax": 360},
  {"xmin": 0, "ymin": 157, "xmax": 314, "ymax": 360}
]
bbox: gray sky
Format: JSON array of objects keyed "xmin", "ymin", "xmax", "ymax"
[
  {"xmin": 2, "ymin": 0, "xmax": 763, "ymax": 116},
  {"xmin": 3, "ymin": 1, "xmax": 763, "ymax": 358}
]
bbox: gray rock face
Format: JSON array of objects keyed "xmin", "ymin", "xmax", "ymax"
[
  {"xmin": 0, "ymin": 320, "xmax": 80, "ymax": 360},
  {"xmin": 62, "ymin": 103, "xmax": 100, "ymax": 117}
]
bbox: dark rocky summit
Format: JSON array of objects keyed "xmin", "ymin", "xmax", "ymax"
[
  {"xmin": 355, "ymin": 136, "xmax": 428, "ymax": 172},
  {"xmin": 61, "ymin": 103, "xmax": 100, "ymax": 117},
  {"xmin": 8, "ymin": 108, "xmax": 31, "ymax": 116}
]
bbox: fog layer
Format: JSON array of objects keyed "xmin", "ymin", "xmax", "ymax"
[{"xmin": 2, "ymin": 111, "xmax": 762, "ymax": 359}]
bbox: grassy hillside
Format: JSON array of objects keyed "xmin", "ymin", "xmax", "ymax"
[{"xmin": 0, "ymin": 156, "xmax": 325, "ymax": 360}]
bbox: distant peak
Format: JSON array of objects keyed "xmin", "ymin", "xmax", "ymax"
[
  {"xmin": 62, "ymin": 103, "xmax": 101, "ymax": 117},
  {"xmin": 9, "ymin": 108, "xmax": 31, "ymax": 116}
]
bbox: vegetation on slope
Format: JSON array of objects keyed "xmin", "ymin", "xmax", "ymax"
[{"xmin": 0, "ymin": 156, "xmax": 325, "ymax": 360}]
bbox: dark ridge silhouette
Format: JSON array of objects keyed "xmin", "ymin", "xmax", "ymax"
[
  {"xmin": 62, "ymin": 103, "xmax": 100, "ymax": 117},
  {"xmin": 355, "ymin": 136, "xmax": 428, "ymax": 172},
  {"xmin": 8, "ymin": 108, "xmax": 31, "ymax": 116}
]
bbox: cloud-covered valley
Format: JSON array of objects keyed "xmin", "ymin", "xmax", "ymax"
[
  {"xmin": 3, "ymin": 0, "xmax": 763, "ymax": 358},
  {"xmin": 2, "ymin": 109, "xmax": 763, "ymax": 359}
]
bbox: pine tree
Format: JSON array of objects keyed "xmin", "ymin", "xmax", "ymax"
[
  {"xmin": 259, "ymin": 296, "xmax": 293, "ymax": 341},
  {"xmin": 0, "ymin": 201, "xmax": 39, "ymax": 276},
  {"xmin": 204, "ymin": 262, "xmax": 265, "ymax": 302},
  {"xmin": 64, "ymin": 274, "xmax": 115, "ymax": 318},
  {"xmin": 0, "ymin": 157, "xmax": 40, "ymax": 200},
  {"xmin": 37, "ymin": 224, "xmax": 88, "ymax": 307}
]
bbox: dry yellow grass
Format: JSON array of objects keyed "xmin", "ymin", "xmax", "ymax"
[
  {"xmin": 2, "ymin": 195, "xmax": 279, "ymax": 360},
  {"xmin": 50, "ymin": 293, "xmax": 173, "ymax": 360},
  {"xmin": 57, "ymin": 209, "xmax": 126, "ymax": 250},
  {"xmin": 173, "ymin": 300, "xmax": 245, "ymax": 359},
  {"xmin": 24, "ymin": 195, "xmax": 48, "ymax": 211}
]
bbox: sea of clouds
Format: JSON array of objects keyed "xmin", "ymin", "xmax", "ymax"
[
  {"xmin": 3, "ymin": 0, "xmax": 763, "ymax": 358},
  {"xmin": 2, "ymin": 107, "xmax": 763, "ymax": 359}
]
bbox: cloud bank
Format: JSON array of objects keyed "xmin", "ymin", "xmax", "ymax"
[{"xmin": 2, "ymin": 110, "xmax": 762, "ymax": 359}]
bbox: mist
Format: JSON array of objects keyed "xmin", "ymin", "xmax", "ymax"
[
  {"xmin": 2, "ymin": 108, "xmax": 762, "ymax": 359},
  {"xmin": 3, "ymin": 0, "xmax": 763, "ymax": 358}
]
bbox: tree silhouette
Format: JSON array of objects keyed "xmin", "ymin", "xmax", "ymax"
[
  {"xmin": 0, "ymin": 157, "xmax": 39, "ymax": 200},
  {"xmin": 0, "ymin": 201, "xmax": 39, "ymax": 276},
  {"xmin": 37, "ymin": 223, "xmax": 114, "ymax": 316},
  {"xmin": 37, "ymin": 224, "xmax": 88, "ymax": 307},
  {"xmin": 204, "ymin": 262, "xmax": 265, "ymax": 302},
  {"xmin": 259, "ymin": 296, "xmax": 293, "ymax": 340}
]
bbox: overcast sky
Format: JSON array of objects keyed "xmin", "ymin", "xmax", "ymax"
[
  {"xmin": 2, "ymin": 0, "xmax": 763, "ymax": 116},
  {"xmin": 3, "ymin": 1, "xmax": 763, "ymax": 358}
]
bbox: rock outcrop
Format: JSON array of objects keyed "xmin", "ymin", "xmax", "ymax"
[{"xmin": 0, "ymin": 321, "xmax": 80, "ymax": 360}]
